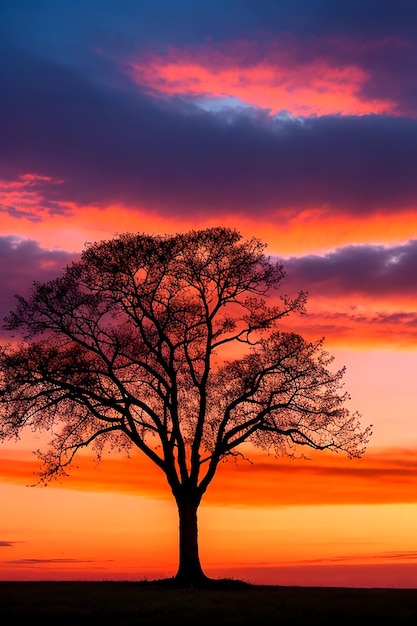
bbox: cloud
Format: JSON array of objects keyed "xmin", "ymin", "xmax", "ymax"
[
  {"xmin": 2, "ymin": 45, "xmax": 417, "ymax": 219},
  {"xmin": 291, "ymin": 549, "xmax": 417, "ymax": 566},
  {"xmin": 282, "ymin": 310, "xmax": 417, "ymax": 348},
  {"xmin": 4, "ymin": 1, "xmax": 417, "ymax": 117},
  {"xmin": 0, "ymin": 541, "xmax": 15, "ymax": 547},
  {"xmin": 0, "ymin": 236, "xmax": 76, "ymax": 333},
  {"xmin": 1, "ymin": 206, "xmax": 43, "ymax": 222},
  {"xmin": 2, "ymin": 447, "xmax": 417, "ymax": 507},
  {"xmin": 4, "ymin": 1, "xmax": 417, "ymax": 121},
  {"xmin": 0, "ymin": 174, "xmax": 66, "ymax": 221},
  {"xmin": 207, "ymin": 448, "xmax": 417, "ymax": 507},
  {"xmin": 128, "ymin": 39, "xmax": 395, "ymax": 117},
  {"xmin": 281, "ymin": 240, "xmax": 417, "ymax": 298}
]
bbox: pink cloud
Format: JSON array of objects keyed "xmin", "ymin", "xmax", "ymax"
[{"xmin": 128, "ymin": 37, "xmax": 396, "ymax": 116}]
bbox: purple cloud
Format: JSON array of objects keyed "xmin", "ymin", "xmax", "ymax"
[
  {"xmin": 2, "ymin": 46, "xmax": 417, "ymax": 219},
  {"xmin": 0, "ymin": 237, "xmax": 77, "ymax": 335},
  {"xmin": 280, "ymin": 240, "xmax": 417, "ymax": 298}
]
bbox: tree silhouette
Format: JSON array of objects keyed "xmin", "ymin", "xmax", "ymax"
[{"xmin": 0, "ymin": 227, "xmax": 371, "ymax": 587}]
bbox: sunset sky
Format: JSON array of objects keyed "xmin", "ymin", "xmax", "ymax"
[{"xmin": 1, "ymin": 0, "xmax": 417, "ymax": 587}]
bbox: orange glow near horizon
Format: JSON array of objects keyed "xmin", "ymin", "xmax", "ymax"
[
  {"xmin": 1, "ymin": 445, "xmax": 417, "ymax": 508},
  {"xmin": 1, "ymin": 452, "xmax": 417, "ymax": 585},
  {"xmin": 2, "ymin": 344, "xmax": 415, "ymax": 586},
  {"xmin": 128, "ymin": 42, "xmax": 395, "ymax": 116}
]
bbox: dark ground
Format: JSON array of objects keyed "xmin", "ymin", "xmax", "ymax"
[{"xmin": 0, "ymin": 581, "xmax": 417, "ymax": 625}]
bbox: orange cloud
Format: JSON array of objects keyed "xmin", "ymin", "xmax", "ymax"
[
  {"xmin": 207, "ymin": 448, "xmax": 417, "ymax": 507},
  {"xmin": 1, "ymin": 447, "xmax": 416, "ymax": 507},
  {"xmin": 3, "ymin": 180, "xmax": 417, "ymax": 258},
  {"xmin": 128, "ymin": 40, "xmax": 395, "ymax": 117},
  {"xmin": 278, "ymin": 308, "xmax": 417, "ymax": 349}
]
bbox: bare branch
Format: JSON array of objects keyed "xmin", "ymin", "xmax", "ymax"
[{"xmin": 0, "ymin": 227, "xmax": 370, "ymax": 521}]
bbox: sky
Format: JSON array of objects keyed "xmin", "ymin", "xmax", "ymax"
[{"xmin": 1, "ymin": 0, "xmax": 417, "ymax": 587}]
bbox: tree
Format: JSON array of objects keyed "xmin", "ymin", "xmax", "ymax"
[{"xmin": 0, "ymin": 227, "xmax": 371, "ymax": 587}]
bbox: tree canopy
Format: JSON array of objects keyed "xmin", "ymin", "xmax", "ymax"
[{"xmin": 0, "ymin": 227, "xmax": 371, "ymax": 586}]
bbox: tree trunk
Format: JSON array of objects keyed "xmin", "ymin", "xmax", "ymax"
[{"xmin": 174, "ymin": 493, "xmax": 209, "ymax": 587}]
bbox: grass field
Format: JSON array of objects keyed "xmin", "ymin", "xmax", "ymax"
[{"xmin": 0, "ymin": 581, "xmax": 416, "ymax": 625}]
